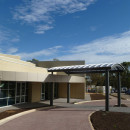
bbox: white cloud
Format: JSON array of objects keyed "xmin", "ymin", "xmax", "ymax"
[
  {"xmin": 35, "ymin": 25, "xmax": 53, "ymax": 34},
  {"xmin": 0, "ymin": 29, "xmax": 9, "ymax": 44},
  {"xmin": 16, "ymin": 30, "xmax": 130, "ymax": 63},
  {"xmin": 13, "ymin": 0, "xmax": 96, "ymax": 34},
  {"xmin": 90, "ymin": 26, "xmax": 97, "ymax": 31},
  {"xmin": 17, "ymin": 46, "xmax": 62, "ymax": 60},
  {"xmin": 11, "ymin": 38, "xmax": 20, "ymax": 42},
  {"xmin": 7, "ymin": 47, "xmax": 18, "ymax": 54},
  {"xmin": 0, "ymin": 26, "xmax": 19, "ymax": 54},
  {"xmin": 57, "ymin": 30, "xmax": 130, "ymax": 63}
]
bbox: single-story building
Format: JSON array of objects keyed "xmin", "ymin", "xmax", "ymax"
[{"xmin": 0, "ymin": 54, "xmax": 86, "ymax": 107}]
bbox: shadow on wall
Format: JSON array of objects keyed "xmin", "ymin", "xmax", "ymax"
[{"xmin": 44, "ymin": 74, "xmax": 71, "ymax": 83}]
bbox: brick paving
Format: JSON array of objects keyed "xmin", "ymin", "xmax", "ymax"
[
  {"xmin": 111, "ymin": 93, "xmax": 130, "ymax": 100},
  {"xmin": 0, "ymin": 108, "xmax": 93, "ymax": 130},
  {"xmin": 0, "ymin": 94, "xmax": 130, "ymax": 130}
]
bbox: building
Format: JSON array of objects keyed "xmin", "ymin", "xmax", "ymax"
[{"xmin": 0, "ymin": 54, "xmax": 85, "ymax": 107}]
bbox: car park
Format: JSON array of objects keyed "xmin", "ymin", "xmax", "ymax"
[
  {"xmin": 125, "ymin": 89, "xmax": 130, "ymax": 95},
  {"xmin": 121, "ymin": 87, "xmax": 127, "ymax": 93}
]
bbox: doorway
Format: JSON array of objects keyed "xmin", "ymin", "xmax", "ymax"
[
  {"xmin": 41, "ymin": 83, "xmax": 59, "ymax": 100},
  {"xmin": 15, "ymin": 82, "xmax": 26, "ymax": 104}
]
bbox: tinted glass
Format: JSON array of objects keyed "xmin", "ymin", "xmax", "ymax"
[
  {"xmin": 16, "ymin": 83, "xmax": 20, "ymax": 96},
  {"xmin": 8, "ymin": 90, "xmax": 15, "ymax": 98},
  {"xmin": 9, "ymin": 82, "xmax": 16, "ymax": 89},
  {"xmin": 1, "ymin": 82, "xmax": 8, "ymax": 89},
  {"xmin": 21, "ymin": 96, "xmax": 25, "ymax": 102},
  {"xmin": 16, "ymin": 97, "xmax": 20, "ymax": 104},
  {"xmin": 0, "ymin": 99, "xmax": 7, "ymax": 107},
  {"xmin": 8, "ymin": 98, "xmax": 15, "ymax": 105},
  {"xmin": 0, "ymin": 90, "xmax": 8, "ymax": 98}
]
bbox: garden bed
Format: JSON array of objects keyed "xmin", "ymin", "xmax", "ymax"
[
  {"xmin": 91, "ymin": 111, "xmax": 130, "ymax": 130},
  {"xmin": 0, "ymin": 109, "xmax": 27, "ymax": 120},
  {"xmin": 90, "ymin": 93, "xmax": 106, "ymax": 100}
]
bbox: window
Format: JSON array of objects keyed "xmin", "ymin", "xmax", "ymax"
[
  {"xmin": 0, "ymin": 81, "xmax": 27, "ymax": 107},
  {"xmin": 41, "ymin": 83, "xmax": 45, "ymax": 100}
]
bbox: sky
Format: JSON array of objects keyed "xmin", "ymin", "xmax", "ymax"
[{"xmin": 0, "ymin": 0, "xmax": 130, "ymax": 64}]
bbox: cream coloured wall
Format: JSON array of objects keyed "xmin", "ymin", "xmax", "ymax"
[
  {"xmin": 0, "ymin": 53, "xmax": 20, "ymax": 59},
  {"xmin": 30, "ymin": 82, "xmax": 42, "ymax": 102},
  {"xmin": 58, "ymin": 83, "xmax": 85, "ymax": 99},
  {"xmin": 0, "ymin": 55, "xmax": 47, "ymax": 73}
]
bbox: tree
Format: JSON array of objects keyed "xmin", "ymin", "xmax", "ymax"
[
  {"xmin": 121, "ymin": 62, "xmax": 130, "ymax": 89},
  {"xmin": 53, "ymin": 58, "xmax": 60, "ymax": 61},
  {"xmin": 27, "ymin": 58, "xmax": 39, "ymax": 65},
  {"xmin": 86, "ymin": 62, "xmax": 130, "ymax": 89}
]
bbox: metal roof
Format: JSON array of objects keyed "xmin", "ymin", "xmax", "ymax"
[{"xmin": 48, "ymin": 63, "xmax": 125, "ymax": 74}]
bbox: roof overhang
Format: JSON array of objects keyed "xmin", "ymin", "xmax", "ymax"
[{"xmin": 48, "ymin": 63, "xmax": 125, "ymax": 74}]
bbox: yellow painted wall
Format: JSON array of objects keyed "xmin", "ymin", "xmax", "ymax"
[
  {"xmin": 58, "ymin": 83, "xmax": 85, "ymax": 99},
  {"xmin": 29, "ymin": 82, "xmax": 42, "ymax": 102}
]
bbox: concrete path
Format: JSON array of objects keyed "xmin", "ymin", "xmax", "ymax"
[
  {"xmin": 85, "ymin": 93, "xmax": 91, "ymax": 101},
  {"xmin": 0, "ymin": 107, "xmax": 93, "ymax": 130}
]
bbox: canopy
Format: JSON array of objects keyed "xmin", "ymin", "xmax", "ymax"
[{"xmin": 48, "ymin": 63, "xmax": 125, "ymax": 74}]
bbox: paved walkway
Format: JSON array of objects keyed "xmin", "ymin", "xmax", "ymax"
[
  {"xmin": 0, "ymin": 107, "xmax": 93, "ymax": 130},
  {"xmin": 111, "ymin": 93, "xmax": 130, "ymax": 100},
  {"xmin": 0, "ymin": 94, "xmax": 130, "ymax": 130}
]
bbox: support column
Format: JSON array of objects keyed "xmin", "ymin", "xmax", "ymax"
[
  {"xmin": 67, "ymin": 83, "xmax": 70, "ymax": 103},
  {"xmin": 105, "ymin": 70, "xmax": 109, "ymax": 111},
  {"xmin": 117, "ymin": 72, "xmax": 121, "ymax": 107},
  {"xmin": 50, "ymin": 82, "xmax": 54, "ymax": 106}
]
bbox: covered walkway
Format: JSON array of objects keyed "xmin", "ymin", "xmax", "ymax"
[{"xmin": 48, "ymin": 63, "xmax": 125, "ymax": 111}]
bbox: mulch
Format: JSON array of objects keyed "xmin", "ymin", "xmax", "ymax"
[
  {"xmin": 91, "ymin": 111, "xmax": 130, "ymax": 130},
  {"xmin": 114, "ymin": 104, "xmax": 128, "ymax": 107},
  {"xmin": 90, "ymin": 93, "xmax": 106, "ymax": 100},
  {"xmin": 0, "ymin": 109, "xmax": 28, "ymax": 120}
]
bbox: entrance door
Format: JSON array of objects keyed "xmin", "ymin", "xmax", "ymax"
[
  {"xmin": 16, "ymin": 82, "xmax": 26, "ymax": 104},
  {"xmin": 42, "ymin": 83, "xmax": 59, "ymax": 100}
]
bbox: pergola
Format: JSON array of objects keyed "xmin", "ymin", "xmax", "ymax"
[{"xmin": 48, "ymin": 63, "xmax": 125, "ymax": 111}]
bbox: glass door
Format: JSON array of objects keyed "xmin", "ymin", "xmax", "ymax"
[
  {"xmin": 16, "ymin": 82, "xmax": 21, "ymax": 104},
  {"xmin": 21, "ymin": 83, "xmax": 26, "ymax": 103},
  {"xmin": 16, "ymin": 82, "xmax": 26, "ymax": 104}
]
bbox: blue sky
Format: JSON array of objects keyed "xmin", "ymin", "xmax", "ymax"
[{"xmin": 0, "ymin": 0, "xmax": 130, "ymax": 63}]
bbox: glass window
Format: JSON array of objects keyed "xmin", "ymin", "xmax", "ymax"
[
  {"xmin": 9, "ymin": 82, "xmax": 16, "ymax": 90},
  {"xmin": 21, "ymin": 83, "xmax": 26, "ymax": 95},
  {"xmin": 0, "ymin": 90, "xmax": 8, "ymax": 98},
  {"xmin": 16, "ymin": 97, "xmax": 20, "ymax": 104},
  {"xmin": 8, "ymin": 90, "xmax": 15, "ymax": 98},
  {"xmin": 25, "ymin": 96, "xmax": 28, "ymax": 102},
  {"xmin": 16, "ymin": 83, "xmax": 20, "ymax": 96},
  {"xmin": 0, "ymin": 99, "xmax": 7, "ymax": 107},
  {"xmin": 42, "ymin": 84, "xmax": 45, "ymax": 93},
  {"xmin": 0, "ymin": 81, "xmax": 28, "ymax": 107},
  {"xmin": 41, "ymin": 94, "xmax": 45, "ymax": 100},
  {"xmin": 26, "ymin": 88, "xmax": 28, "ymax": 95},
  {"xmin": 21, "ymin": 96, "xmax": 25, "ymax": 102},
  {"xmin": 8, "ymin": 98, "xmax": 15, "ymax": 105},
  {"xmin": 41, "ymin": 83, "xmax": 45, "ymax": 100},
  {"xmin": 1, "ymin": 81, "xmax": 8, "ymax": 89}
]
